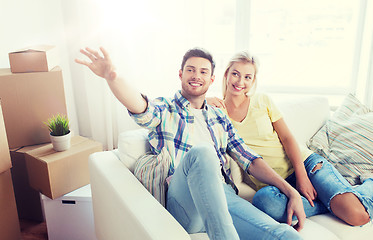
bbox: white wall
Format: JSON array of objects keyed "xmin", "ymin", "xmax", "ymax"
[{"xmin": 0, "ymin": 0, "xmax": 78, "ymax": 134}]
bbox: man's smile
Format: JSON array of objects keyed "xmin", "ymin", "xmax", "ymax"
[{"xmin": 189, "ymin": 81, "xmax": 203, "ymax": 87}]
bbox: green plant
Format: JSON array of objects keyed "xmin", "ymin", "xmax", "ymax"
[{"xmin": 44, "ymin": 114, "xmax": 70, "ymax": 136}]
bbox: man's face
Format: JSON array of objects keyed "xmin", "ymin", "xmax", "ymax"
[{"xmin": 179, "ymin": 57, "xmax": 215, "ymax": 99}]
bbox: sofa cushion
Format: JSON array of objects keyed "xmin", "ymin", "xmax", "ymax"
[
  {"xmin": 298, "ymin": 218, "xmax": 339, "ymax": 240},
  {"xmin": 190, "ymin": 233, "xmax": 209, "ymax": 240},
  {"xmin": 134, "ymin": 148, "xmax": 171, "ymax": 206},
  {"xmin": 276, "ymin": 96, "xmax": 330, "ymax": 146},
  {"xmin": 307, "ymin": 94, "xmax": 373, "ymax": 185},
  {"xmin": 309, "ymin": 213, "xmax": 373, "ymax": 240},
  {"xmin": 118, "ymin": 128, "xmax": 150, "ymax": 172}
]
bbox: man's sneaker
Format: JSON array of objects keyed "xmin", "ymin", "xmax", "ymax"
[{"xmin": 360, "ymin": 171, "xmax": 373, "ymax": 183}]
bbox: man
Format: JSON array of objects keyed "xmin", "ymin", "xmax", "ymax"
[{"xmin": 76, "ymin": 47, "xmax": 305, "ymax": 240}]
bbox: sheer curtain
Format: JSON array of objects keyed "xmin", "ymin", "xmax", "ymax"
[
  {"xmin": 1, "ymin": 1, "xmax": 371, "ymax": 150},
  {"xmin": 61, "ymin": 0, "xmax": 237, "ymax": 150},
  {"xmin": 61, "ymin": 0, "xmax": 373, "ymax": 150}
]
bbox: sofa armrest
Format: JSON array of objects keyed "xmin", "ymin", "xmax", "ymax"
[{"xmin": 89, "ymin": 151, "xmax": 191, "ymax": 240}]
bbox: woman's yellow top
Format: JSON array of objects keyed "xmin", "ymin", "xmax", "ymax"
[{"xmin": 226, "ymin": 93, "xmax": 312, "ymax": 190}]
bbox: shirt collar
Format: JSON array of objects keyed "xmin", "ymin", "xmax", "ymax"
[{"xmin": 174, "ymin": 90, "xmax": 208, "ymax": 111}]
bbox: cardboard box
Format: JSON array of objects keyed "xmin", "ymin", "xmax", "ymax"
[
  {"xmin": 10, "ymin": 144, "xmax": 48, "ymax": 222},
  {"xmin": 25, "ymin": 136, "xmax": 102, "ymax": 199},
  {"xmin": 9, "ymin": 45, "xmax": 59, "ymax": 73},
  {"xmin": 0, "ymin": 67, "xmax": 67, "ymax": 148},
  {"xmin": 0, "ymin": 102, "xmax": 21, "ymax": 239},
  {"xmin": 0, "ymin": 101, "xmax": 21, "ymax": 239},
  {"xmin": 41, "ymin": 184, "xmax": 97, "ymax": 240},
  {"xmin": 0, "ymin": 170, "xmax": 21, "ymax": 240},
  {"xmin": 0, "ymin": 101, "xmax": 12, "ymax": 173}
]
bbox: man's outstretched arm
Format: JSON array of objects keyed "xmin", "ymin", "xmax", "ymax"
[{"xmin": 75, "ymin": 47, "xmax": 147, "ymax": 114}]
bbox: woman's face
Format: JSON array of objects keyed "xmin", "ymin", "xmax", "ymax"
[{"xmin": 226, "ymin": 62, "xmax": 256, "ymax": 96}]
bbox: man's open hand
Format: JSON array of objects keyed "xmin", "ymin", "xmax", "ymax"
[{"xmin": 75, "ymin": 47, "xmax": 117, "ymax": 81}]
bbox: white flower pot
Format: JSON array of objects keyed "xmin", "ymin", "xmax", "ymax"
[{"xmin": 50, "ymin": 131, "xmax": 72, "ymax": 151}]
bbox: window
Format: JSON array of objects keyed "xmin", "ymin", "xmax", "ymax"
[
  {"xmin": 93, "ymin": 0, "xmax": 371, "ymax": 106},
  {"xmin": 236, "ymin": 0, "xmax": 366, "ymax": 105}
]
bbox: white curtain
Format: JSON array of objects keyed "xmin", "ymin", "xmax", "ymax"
[
  {"xmin": 61, "ymin": 0, "xmax": 236, "ymax": 150},
  {"xmin": 1, "ymin": 0, "xmax": 372, "ymax": 150},
  {"xmin": 59, "ymin": 0, "xmax": 373, "ymax": 150}
]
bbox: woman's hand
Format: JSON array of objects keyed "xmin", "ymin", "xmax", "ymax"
[
  {"xmin": 296, "ymin": 175, "xmax": 317, "ymax": 207},
  {"xmin": 273, "ymin": 118, "xmax": 318, "ymax": 206},
  {"xmin": 206, "ymin": 97, "xmax": 226, "ymax": 109},
  {"xmin": 75, "ymin": 47, "xmax": 117, "ymax": 81}
]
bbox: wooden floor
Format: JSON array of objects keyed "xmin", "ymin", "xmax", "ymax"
[{"xmin": 20, "ymin": 219, "xmax": 48, "ymax": 240}]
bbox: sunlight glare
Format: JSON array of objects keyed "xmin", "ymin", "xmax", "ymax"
[{"xmin": 95, "ymin": 0, "xmax": 156, "ymax": 35}]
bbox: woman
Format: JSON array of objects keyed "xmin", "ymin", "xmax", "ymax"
[{"xmin": 208, "ymin": 52, "xmax": 372, "ymax": 226}]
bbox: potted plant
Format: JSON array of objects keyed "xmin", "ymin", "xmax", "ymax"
[{"xmin": 44, "ymin": 114, "xmax": 71, "ymax": 151}]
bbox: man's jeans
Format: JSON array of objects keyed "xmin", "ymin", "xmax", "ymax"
[
  {"xmin": 253, "ymin": 153, "xmax": 373, "ymax": 224},
  {"xmin": 166, "ymin": 144, "xmax": 301, "ymax": 240}
]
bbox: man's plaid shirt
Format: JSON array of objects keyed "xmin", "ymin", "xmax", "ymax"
[{"xmin": 130, "ymin": 90, "xmax": 261, "ymax": 183}]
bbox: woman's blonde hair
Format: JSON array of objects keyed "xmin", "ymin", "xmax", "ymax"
[{"xmin": 222, "ymin": 52, "xmax": 259, "ymax": 99}]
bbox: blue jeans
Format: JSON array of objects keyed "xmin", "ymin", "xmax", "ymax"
[
  {"xmin": 166, "ymin": 144, "xmax": 301, "ymax": 240},
  {"xmin": 253, "ymin": 153, "xmax": 373, "ymax": 223}
]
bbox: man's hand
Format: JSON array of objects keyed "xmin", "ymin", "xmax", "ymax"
[
  {"xmin": 75, "ymin": 47, "xmax": 117, "ymax": 81},
  {"xmin": 206, "ymin": 97, "xmax": 226, "ymax": 109},
  {"xmin": 75, "ymin": 46, "xmax": 147, "ymax": 114},
  {"xmin": 248, "ymin": 158, "xmax": 307, "ymax": 231},
  {"xmin": 286, "ymin": 190, "xmax": 306, "ymax": 232}
]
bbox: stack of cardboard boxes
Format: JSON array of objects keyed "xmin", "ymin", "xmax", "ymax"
[
  {"xmin": 0, "ymin": 46, "xmax": 102, "ymax": 239},
  {"xmin": 0, "ymin": 101, "xmax": 21, "ymax": 240}
]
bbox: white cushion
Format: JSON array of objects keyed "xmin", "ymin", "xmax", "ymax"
[
  {"xmin": 298, "ymin": 218, "xmax": 339, "ymax": 240},
  {"xmin": 118, "ymin": 128, "xmax": 150, "ymax": 172},
  {"xmin": 276, "ymin": 96, "xmax": 330, "ymax": 146},
  {"xmin": 309, "ymin": 213, "xmax": 373, "ymax": 240},
  {"xmin": 190, "ymin": 233, "xmax": 209, "ymax": 240}
]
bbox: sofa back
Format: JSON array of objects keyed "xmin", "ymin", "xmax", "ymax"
[
  {"xmin": 117, "ymin": 128, "xmax": 150, "ymax": 172},
  {"xmin": 118, "ymin": 96, "xmax": 330, "ymax": 172},
  {"xmin": 276, "ymin": 96, "xmax": 330, "ymax": 146}
]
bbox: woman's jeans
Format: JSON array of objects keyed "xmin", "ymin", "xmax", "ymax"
[
  {"xmin": 166, "ymin": 144, "xmax": 301, "ymax": 240},
  {"xmin": 253, "ymin": 153, "xmax": 373, "ymax": 223}
]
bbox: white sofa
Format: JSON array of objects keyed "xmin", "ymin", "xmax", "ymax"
[{"xmin": 89, "ymin": 96, "xmax": 373, "ymax": 240}]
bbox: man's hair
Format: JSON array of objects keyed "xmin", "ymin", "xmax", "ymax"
[{"xmin": 181, "ymin": 48, "xmax": 215, "ymax": 75}]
